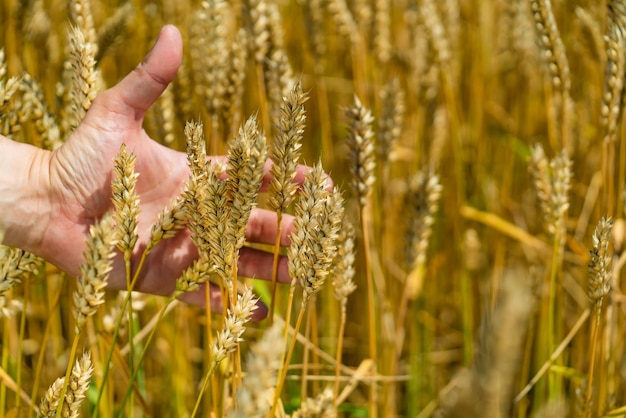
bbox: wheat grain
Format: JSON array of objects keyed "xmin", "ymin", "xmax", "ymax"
[
  {"xmin": 332, "ymin": 219, "xmax": 357, "ymax": 308},
  {"xmin": 373, "ymin": 0, "xmax": 391, "ymax": 64},
  {"xmin": 268, "ymin": 81, "xmax": 307, "ymax": 214},
  {"xmin": 222, "ymin": 28, "xmax": 248, "ymax": 132},
  {"xmin": 226, "ymin": 115, "xmax": 267, "ymax": 252},
  {"xmin": 149, "ymin": 197, "xmax": 187, "ymax": 247},
  {"xmin": 17, "ymin": 74, "xmax": 62, "ymax": 150},
  {"xmin": 211, "ymin": 286, "xmax": 257, "ymax": 363},
  {"xmin": 190, "ymin": 0, "xmax": 231, "ymax": 117},
  {"xmin": 326, "ymin": 0, "xmax": 357, "ymax": 40},
  {"xmin": 111, "ymin": 143, "xmax": 140, "ymax": 254},
  {"xmin": 0, "ymin": 246, "xmax": 39, "ymax": 318},
  {"xmin": 346, "ymin": 96, "xmax": 376, "ymax": 208},
  {"xmin": 39, "ymin": 352, "xmax": 93, "ymax": 418},
  {"xmin": 65, "ymin": 25, "xmax": 100, "ymax": 133},
  {"xmin": 377, "ymin": 78, "xmax": 405, "ymax": 166},
  {"xmin": 601, "ymin": 2, "xmax": 626, "ymax": 143},
  {"xmin": 69, "ymin": 0, "xmax": 97, "ymax": 51},
  {"xmin": 403, "ymin": 170, "xmax": 442, "ymax": 269},
  {"xmin": 38, "ymin": 376, "xmax": 63, "ymax": 417},
  {"xmin": 528, "ymin": 0, "xmax": 571, "ymax": 93},
  {"xmin": 588, "ymin": 217, "xmax": 613, "ymax": 307},
  {"xmin": 72, "ymin": 216, "xmax": 116, "ymax": 334},
  {"xmin": 63, "ymin": 352, "xmax": 93, "ymax": 418}
]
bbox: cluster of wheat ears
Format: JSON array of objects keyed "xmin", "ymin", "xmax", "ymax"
[{"xmin": 2, "ymin": 0, "xmax": 626, "ymax": 416}]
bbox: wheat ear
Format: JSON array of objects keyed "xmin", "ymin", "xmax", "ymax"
[{"xmin": 268, "ymin": 81, "xmax": 308, "ymax": 323}]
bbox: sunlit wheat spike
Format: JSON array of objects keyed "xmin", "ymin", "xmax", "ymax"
[
  {"xmin": 588, "ymin": 217, "xmax": 614, "ymax": 307},
  {"xmin": 528, "ymin": 0, "xmax": 571, "ymax": 94},
  {"xmin": 111, "ymin": 143, "xmax": 140, "ymax": 254},
  {"xmin": 64, "ymin": 352, "xmax": 94, "ymax": 418},
  {"xmin": 529, "ymin": 144, "xmax": 552, "ymax": 226},
  {"xmin": 373, "ymin": 0, "xmax": 391, "ymax": 64},
  {"xmin": 377, "ymin": 78, "xmax": 405, "ymax": 165},
  {"xmin": 601, "ymin": 2, "xmax": 626, "ymax": 143},
  {"xmin": 96, "ymin": 2, "xmax": 134, "ymax": 62},
  {"xmin": 70, "ymin": 0, "xmax": 97, "ymax": 50},
  {"xmin": 226, "ymin": 115, "xmax": 268, "ymax": 251},
  {"xmin": 211, "ymin": 286, "xmax": 258, "ymax": 364},
  {"xmin": 418, "ymin": 0, "xmax": 452, "ymax": 69},
  {"xmin": 327, "ymin": 0, "xmax": 358, "ymax": 39},
  {"xmin": 185, "ymin": 120, "xmax": 207, "ymax": 179},
  {"xmin": 222, "ymin": 28, "xmax": 248, "ymax": 131},
  {"xmin": 403, "ymin": 170, "xmax": 442, "ymax": 269},
  {"xmin": 175, "ymin": 256, "xmax": 213, "ymax": 295},
  {"xmin": 287, "ymin": 162, "xmax": 339, "ymax": 302},
  {"xmin": 346, "ymin": 96, "xmax": 376, "ymax": 208},
  {"xmin": 302, "ymin": 186, "xmax": 344, "ymax": 300},
  {"xmin": 190, "ymin": 0, "xmax": 231, "ymax": 116},
  {"xmin": 203, "ymin": 164, "xmax": 236, "ymax": 293},
  {"xmin": 149, "ymin": 197, "xmax": 187, "ymax": 247},
  {"xmin": 181, "ymin": 175, "xmax": 213, "ymax": 258},
  {"xmin": 18, "ymin": 73, "xmax": 62, "ymax": 150},
  {"xmin": 548, "ymin": 149, "xmax": 572, "ymax": 237},
  {"xmin": 268, "ymin": 81, "xmax": 307, "ymax": 214},
  {"xmin": 0, "ymin": 75, "xmax": 20, "ymax": 104},
  {"xmin": 332, "ymin": 216, "xmax": 357, "ymax": 308},
  {"xmin": 243, "ymin": 0, "xmax": 272, "ymax": 64},
  {"xmin": 230, "ymin": 323, "xmax": 283, "ymax": 417},
  {"xmin": 72, "ymin": 216, "xmax": 116, "ymax": 334},
  {"xmin": 66, "ymin": 24, "xmax": 100, "ymax": 133},
  {"xmin": 39, "ymin": 352, "xmax": 93, "ymax": 418},
  {"xmin": 38, "ymin": 376, "xmax": 63, "ymax": 416},
  {"xmin": 0, "ymin": 246, "xmax": 39, "ymax": 318},
  {"xmin": 530, "ymin": 144, "xmax": 572, "ymax": 238},
  {"xmin": 155, "ymin": 84, "xmax": 176, "ymax": 146},
  {"xmin": 22, "ymin": 0, "xmax": 51, "ymax": 42}
]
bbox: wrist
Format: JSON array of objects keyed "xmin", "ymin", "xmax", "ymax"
[{"xmin": 0, "ymin": 136, "xmax": 52, "ymax": 254}]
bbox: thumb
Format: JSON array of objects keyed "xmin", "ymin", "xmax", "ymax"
[{"xmin": 91, "ymin": 25, "xmax": 183, "ymax": 128}]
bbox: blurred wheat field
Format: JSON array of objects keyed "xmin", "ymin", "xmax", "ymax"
[{"xmin": 2, "ymin": 0, "xmax": 626, "ymax": 416}]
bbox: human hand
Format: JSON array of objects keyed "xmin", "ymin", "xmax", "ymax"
[{"xmin": 1, "ymin": 25, "xmax": 305, "ymax": 317}]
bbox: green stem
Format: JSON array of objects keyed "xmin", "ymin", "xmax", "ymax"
[
  {"xmin": 270, "ymin": 299, "xmax": 309, "ymax": 418},
  {"xmin": 547, "ymin": 230, "xmax": 562, "ymax": 400},
  {"xmin": 15, "ymin": 278, "xmax": 28, "ymax": 412},
  {"xmin": 93, "ymin": 246, "xmax": 152, "ymax": 417},
  {"xmin": 29, "ymin": 279, "xmax": 63, "ymax": 418},
  {"xmin": 333, "ymin": 305, "xmax": 347, "ymax": 405},
  {"xmin": 0, "ymin": 323, "xmax": 8, "ymax": 418},
  {"xmin": 190, "ymin": 362, "xmax": 218, "ymax": 418},
  {"xmin": 584, "ymin": 305, "xmax": 602, "ymax": 418},
  {"xmin": 125, "ymin": 252, "xmax": 134, "ymax": 418},
  {"xmin": 361, "ymin": 206, "xmax": 378, "ymax": 418},
  {"xmin": 117, "ymin": 295, "xmax": 176, "ymax": 417}
]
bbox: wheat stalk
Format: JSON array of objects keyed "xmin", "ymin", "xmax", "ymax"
[{"xmin": 584, "ymin": 216, "xmax": 614, "ymax": 417}]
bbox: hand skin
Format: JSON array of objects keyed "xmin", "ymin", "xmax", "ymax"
[{"xmin": 0, "ymin": 25, "xmax": 306, "ymax": 319}]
